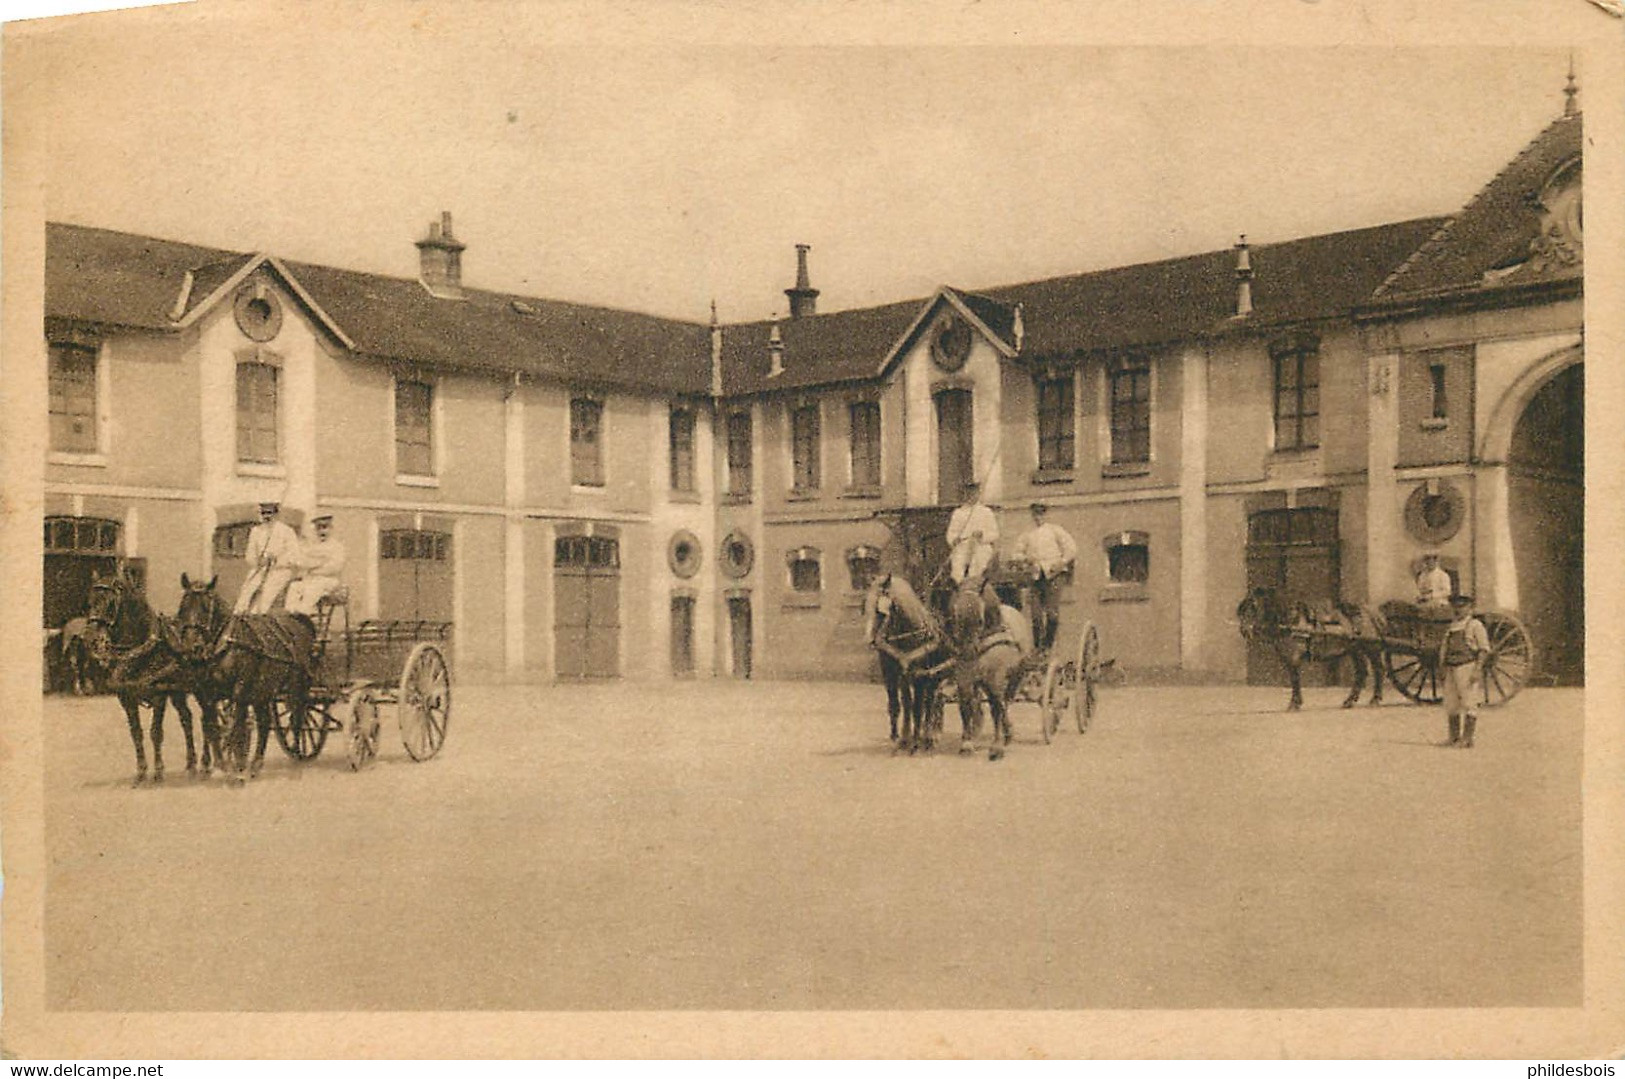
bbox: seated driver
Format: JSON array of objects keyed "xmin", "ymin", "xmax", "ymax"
[{"xmin": 285, "ymin": 513, "xmax": 347, "ymax": 619}]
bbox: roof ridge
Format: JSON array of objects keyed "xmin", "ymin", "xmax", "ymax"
[{"xmin": 1374, "ymin": 113, "xmax": 1578, "ymax": 299}]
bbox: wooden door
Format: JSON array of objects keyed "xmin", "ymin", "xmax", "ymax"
[
  {"xmin": 935, "ymin": 388, "xmax": 974, "ymax": 506},
  {"xmin": 554, "ymin": 534, "xmax": 620, "ymax": 680},
  {"xmin": 1245, "ymin": 508, "xmax": 1339, "ymax": 685},
  {"xmin": 727, "ymin": 596, "xmax": 752, "ymax": 679},
  {"xmin": 379, "ymin": 528, "xmax": 453, "ymax": 623},
  {"xmin": 670, "ymin": 595, "xmax": 695, "ymax": 676}
]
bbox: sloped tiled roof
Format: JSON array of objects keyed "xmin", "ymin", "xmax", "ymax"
[
  {"xmin": 721, "ymin": 217, "xmax": 1445, "ymax": 394},
  {"xmin": 1374, "ymin": 113, "xmax": 1582, "ymax": 302},
  {"xmin": 46, "ymin": 222, "xmax": 712, "ymax": 394},
  {"xmin": 283, "ymin": 261, "xmax": 711, "ymax": 394},
  {"xmin": 45, "ymin": 223, "xmax": 246, "ymax": 330}
]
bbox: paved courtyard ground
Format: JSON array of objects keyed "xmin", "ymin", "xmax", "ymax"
[{"xmin": 39, "ymin": 679, "xmax": 1581, "ymax": 1011}]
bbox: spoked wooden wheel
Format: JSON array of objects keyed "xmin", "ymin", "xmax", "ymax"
[
  {"xmin": 1385, "ymin": 649, "xmax": 1442, "ymax": 704},
  {"xmin": 398, "ymin": 643, "xmax": 451, "ymax": 761},
  {"xmin": 1039, "ymin": 655, "xmax": 1073, "ymax": 744},
  {"xmin": 274, "ymin": 699, "xmax": 328, "ymax": 760},
  {"xmin": 1479, "ymin": 610, "xmax": 1535, "ymax": 707},
  {"xmin": 346, "ymin": 688, "xmax": 381, "ymax": 771},
  {"xmin": 1075, "ymin": 621, "xmax": 1101, "ymax": 732}
]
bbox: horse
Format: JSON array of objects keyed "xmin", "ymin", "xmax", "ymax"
[
  {"xmin": 863, "ymin": 573, "xmax": 956, "ymax": 753},
  {"xmin": 1235, "ymin": 587, "xmax": 1388, "ymax": 711},
  {"xmin": 50, "ymin": 617, "xmax": 105, "ymax": 695},
  {"xmin": 83, "ymin": 572, "xmax": 213, "ymax": 785},
  {"xmin": 177, "ymin": 576, "xmax": 315, "ymax": 782},
  {"xmin": 946, "ymin": 580, "xmax": 1035, "ymax": 761}
]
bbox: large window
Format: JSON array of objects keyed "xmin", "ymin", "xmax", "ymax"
[
  {"xmin": 849, "ymin": 400, "xmax": 881, "ymax": 489},
  {"xmin": 791, "ymin": 403, "xmax": 821, "ymax": 492},
  {"xmin": 1272, "ymin": 340, "xmax": 1320, "ymax": 452},
  {"xmin": 726, "ymin": 411, "xmax": 753, "ymax": 499},
  {"xmin": 1036, "ymin": 372, "xmax": 1075, "ymax": 472},
  {"xmin": 395, "ymin": 378, "xmax": 435, "ymax": 477},
  {"xmin": 48, "ymin": 343, "xmax": 99, "ymax": 454},
  {"xmin": 570, "ymin": 397, "xmax": 604, "ymax": 486},
  {"xmin": 1108, "ymin": 356, "xmax": 1151, "ymax": 466},
  {"xmin": 669, "ymin": 406, "xmax": 695, "ymax": 493},
  {"xmin": 235, "ymin": 360, "xmax": 280, "ymax": 464}
]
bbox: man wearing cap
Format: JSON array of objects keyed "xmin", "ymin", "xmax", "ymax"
[
  {"xmin": 1012, "ymin": 502, "xmax": 1077, "ymax": 650},
  {"xmin": 1438, "ymin": 593, "xmax": 1491, "ymax": 748},
  {"xmin": 946, "ymin": 480, "xmax": 999, "ymax": 586},
  {"xmin": 234, "ymin": 501, "xmax": 302, "ymax": 614},
  {"xmin": 286, "ymin": 513, "xmax": 347, "ymax": 619}
]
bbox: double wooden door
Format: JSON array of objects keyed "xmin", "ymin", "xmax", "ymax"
[{"xmin": 555, "ymin": 534, "xmax": 620, "ymax": 679}]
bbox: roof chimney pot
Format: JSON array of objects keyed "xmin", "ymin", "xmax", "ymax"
[
  {"xmin": 1233, "ymin": 234, "xmax": 1254, "ymax": 318},
  {"xmin": 785, "ymin": 244, "xmax": 820, "ymax": 319},
  {"xmin": 416, "ymin": 210, "xmax": 467, "ymax": 300}
]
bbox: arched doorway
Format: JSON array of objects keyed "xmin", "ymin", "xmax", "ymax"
[{"xmin": 1507, "ymin": 362, "xmax": 1583, "ymax": 684}]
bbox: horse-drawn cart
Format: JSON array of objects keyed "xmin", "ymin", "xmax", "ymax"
[
  {"xmin": 1374, "ymin": 602, "xmax": 1534, "ymax": 706},
  {"xmin": 274, "ymin": 593, "xmax": 453, "ymax": 769}
]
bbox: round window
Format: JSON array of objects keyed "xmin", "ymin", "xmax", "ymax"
[
  {"xmin": 720, "ymin": 530, "xmax": 755, "ymax": 579},
  {"xmin": 1404, "ymin": 481, "xmax": 1465, "ymax": 544},
  {"xmin": 668, "ymin": 529, "xmax": 703, "ymax": 579},
  {"xmin": 234, "ymin": 285, "xmax": 283, "ymax": 342}
]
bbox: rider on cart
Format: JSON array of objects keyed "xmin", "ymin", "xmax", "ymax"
[
  {"xmin": 1012, "ymin": 502, "xmax": 1077, "ymax": 651},
  {"xmin": 945, "ymin": 480, "xmax": 1002, "ymax": 633}
]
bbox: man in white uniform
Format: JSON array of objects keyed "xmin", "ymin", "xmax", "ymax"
[
  {"xmin": 286, "ymin": 513, "xmax": 346, "ymax": 618},
  {"xmin": 947, "ymin": 480, "xmax": 999, "ymax": 585},
  {"xmin": 1415, "ymin": 552, "xmax": 1453, "ymax": 611},
  {"xmin": 234, "ymin": 501, "xmax": 302, "ymax": 615},
  {"xmin": 1013, "ymin": 502, "xmax": 1078, "ymax": 650}
]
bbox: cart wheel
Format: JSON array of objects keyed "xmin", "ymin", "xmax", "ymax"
[
  {"xmin": 273, "ymin": 699, "xmax": 328, "ymax": 761},
  {"xmin": 1039, "ymin": 656, "xmax": 1071, "ymax": 744},
  {"xmin": 1385, "ymin": 648, "xmax": 1441, "ymax": 704},
  {"xmin": 1075, "ymin": 621, "xmax": 1101, "ymax": 732},
  {"xmin": 1478, "ymin": 610, "xmax": 1535, "ymax": 706},
  {"xmin": 399, "ymin": 643, "xmax": 451, "ymax": 761},
  {"xmin": 346, "ymin": 688, "xmax": 380, "ymax": 771}
]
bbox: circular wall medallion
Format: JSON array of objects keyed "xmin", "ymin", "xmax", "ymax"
[
  {"xmin": 1404, "ymin": 481, "xmax": 1466, "ymax": 544},
  {"xmin": 668, "ymin": 529, "xmax": 703, "ymax": 579},
  {"xmin": 720, "ymin": 530, "xmax": 755, "ymax": 579},
  {"xmin": 930, "ymin": 313, "xmax": 973, "ymax": 373},
  {"xmin": 234, "ymin": 285, "xmax": 283, "ymax": 342}
]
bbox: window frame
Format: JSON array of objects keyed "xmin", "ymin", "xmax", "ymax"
[
  {"xmin": 48, "ymin": 341, "xmax": 107, "ymax": 462},
  {"xmin": 392, "ymin": 374, "xmax": 440, "ymax": 485},
  {"xmin": 669, "ymin": 405, "xmax": 697, "ymax": 494},
  {"xmin": 726, "ymin": 410, "xmax": 753, "ymax": 502},
  {"xmin": 1034, "ymin": 369, "xmax": 1077, "ymax": 477},
  {"xmin": 786, "ymin": 545, "xmax": 823, "ymax": 602},
  {"xmin": 847, "ymin": 398, "xmax": 882, "ymax": 493},
  {"xmin": 790, "ymin": 401, "xmax": 821, "ymax": 496},
  {"xmin": 1106, "ymin": 354, "xmax": 1152, "ymax": 471},
  {"xmin": 1100, "ymin": 529, "xmax": 1151, "ymax": 603},
  {"xmin": 569, "ymin": 395, "xmax": 606, "ymax": 489},
  {"xmin": 235, "ymin": 355, "xmax": 282, "ymax": 467},
  {"xmin": 1270, "ymin": 338, "xmax": 1321, "ymax": 453}
]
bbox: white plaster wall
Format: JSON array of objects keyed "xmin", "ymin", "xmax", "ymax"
[
  {"xmin": 648, "ymin": 400, "xmax": 717, "ymax": 678},
  {"xmin": 196, "ymin": 275, "xmax": 320, "ymax": 526},
  {"xmin": 1475, "ymin": 332, "xmax": 1583, "ymax": 462},
  {"xmin": 900, "ymin": 308, "xmax": 1006, "ymax": 507}
]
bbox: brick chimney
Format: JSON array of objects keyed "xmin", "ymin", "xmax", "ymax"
[
  {"xmin": 1233, "ymin": 234, "xmax": 1253, "ymax": 318},
  {"xmin": 784, "ymin": 243, "xmax": 819, "ymax": 319},
  {"xmin": 416, "ymin": 211, "xmax": 467, "ymax": 300}
]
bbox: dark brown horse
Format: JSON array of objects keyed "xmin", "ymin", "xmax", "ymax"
[
  {"xmin": 175, "ymin": 576, "xmax": 314, "ymax": 782},
  {"xmin": 864, "ymin": 574, "xmax": 956, "ymax": 753},
  {"xmin": 1236, "ymin": 587, "xmax": 1387, "ymax": 711},
  {"xmin": 84, "ymin": 573, "xmax": 215, "ymax": 784},
  {"xmin": 946, "ymin": 582, "xmax": 1035, "ymax": 761}
]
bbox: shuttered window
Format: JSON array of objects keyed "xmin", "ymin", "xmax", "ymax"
[
  {"xmin": 570, "ymin": 398, "xmax": 604, "ymax": 486},
  {"xmin": 395, "ymin": 378, "xmax": 434, "ymax": 476},
  {"xmin": 236, "ymin": 362, "xmax": 279, "ymax": 463}
]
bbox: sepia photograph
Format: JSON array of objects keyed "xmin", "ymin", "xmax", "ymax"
[{"xmin": 2, "ymin": 0, "xmax": 1621, "ymax": 1061}]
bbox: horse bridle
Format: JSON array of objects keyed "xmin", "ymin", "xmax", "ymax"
[{"xmin": 177, "ymin": 585, "xmax": 228, "ymax": 663}]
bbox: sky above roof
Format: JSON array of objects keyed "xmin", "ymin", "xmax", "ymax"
[{"xmin": 16, "ymin": 4, "xmax": 1580, "ymax": 324}]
